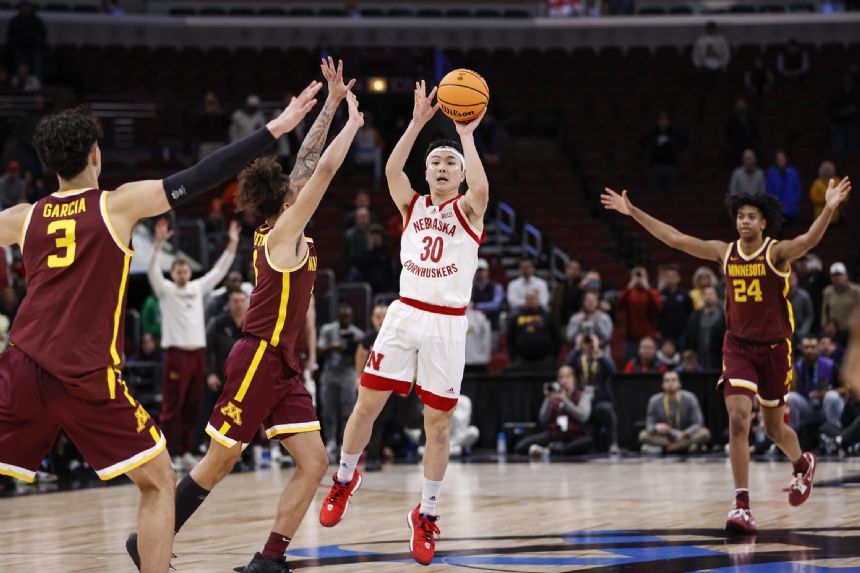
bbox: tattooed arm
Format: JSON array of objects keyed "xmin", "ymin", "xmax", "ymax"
[{"xmin": 290, "ymin": 57, "xmax": 356, "ymax": 189}]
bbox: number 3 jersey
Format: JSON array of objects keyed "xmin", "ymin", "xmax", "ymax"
[
  {"xmin": 11, "ymin": 188, "xmax": 133, "ymax": 396},
  {"xmin": 399, "ymin": 194, "xmax": 485, "ymax": 308},
  {"xmin": 722, "ymin": 237, "xmax": 794, "ymax": 343}
]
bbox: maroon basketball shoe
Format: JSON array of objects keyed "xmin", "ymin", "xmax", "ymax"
[
  {"xmin": 319, "ymin": 470, "xmax": 362, "ymax": 527},
  {"xmin": 407, "ymin": 505, "xmax": 441, "ymax": 566},
  {"xmin": 725, "ymin": 506, "xmax": 757, "ymax": 535},
  {"xmin": 788, "ymin": 452, "xmax": 817, "ymax": 507}
]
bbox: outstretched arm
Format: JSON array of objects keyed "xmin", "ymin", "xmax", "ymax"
[
  {"xmin": 457, "ymin": 109, "xmax": 490, "ymax": 225},
  {"xmin": 385, "ymin": 80, "xmax": 438, "ymax": 218},
  {"xmin": 106, "ymin": 81, "xmax": 323, "ymax": 240},
  {"xmin": 289, "ymin": 58, "xmax": 355, "ymax": 189},
  {"xmin": 771, "ymin": 177, "xmax": 852, "ymax": 266},
  {"xmin": 269, "ymin": 91, "xmax": 364, "ymax": 252},
  {"xmin": 602, "ymin": 187, "xmax": 727, "ymax": 263}
]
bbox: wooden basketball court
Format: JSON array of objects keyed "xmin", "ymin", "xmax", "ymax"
[{"xmin": 3, "ymin": 459, "xmax": 860, "ymax": 572}]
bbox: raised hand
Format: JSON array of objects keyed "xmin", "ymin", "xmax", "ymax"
[
  {"xmin": 154, "ymin": 218, "xmax": 173, "ymax": 243},
  {"xmin": 227, "ymin": 220, "xmax": 240, "ymax": 244},
  {"xmin": 413, "ymin": 79, "xmax": 439, "ymax": 125},
  {"xmin": 825, "ymin": 176, "xmax": 852, "ymax": 210},
  {"xmin": 321, "ymin": 57, "xmax": 355, "ymax": 101},
  {"xmin": 271, "ymin": 80, "xmax": 323, "ymax": 136},
  {"xmin": 601, "ymin": 187, "xmax": 634, "ymax": 216},
  {"xmin": 345, "ymin": 90, "xmax": 365, "ymax": 127},
  {"xmin": 455, "ymin": 108, "xmax": 487, "ymax": 136}
]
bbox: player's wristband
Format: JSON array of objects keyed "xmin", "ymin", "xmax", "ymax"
[{"xmin": 163, "ymin": 127, "xmax": 276, "ymax": 208}]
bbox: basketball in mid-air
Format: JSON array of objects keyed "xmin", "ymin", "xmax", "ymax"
[{"xmin": 438, "ymin": 69, "xmax": 489, "ymax": 123}]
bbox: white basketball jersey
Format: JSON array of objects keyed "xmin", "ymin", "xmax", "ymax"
[{"xmin": 399, "ymin": 194, "xmax": 484, "ymax": 308}]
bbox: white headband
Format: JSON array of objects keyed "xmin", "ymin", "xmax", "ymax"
[{"xmin": 426, "ymin": 146, "xmax": 465, "ymax": 170}]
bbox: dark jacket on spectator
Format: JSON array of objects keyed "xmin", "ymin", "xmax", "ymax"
[
  {"xmin": 206, "ymin": 312, "xmax": 243, "ymax": 379},
  {"xmin": 793, "ymin": 355, "xmax": 836, "ymax": 397},
  {"xmin": 508, "ymin": 308, "xmax": 560, "ymax": 363},
  {"xmin": 551, "ymin": 278, "xmax": 584, "ymax": 328},
  {"xmin": 680, "ymin": 308, "xmax": 726, "ymax": 370},
  {"xmin": 658, "ymin": 287, "xmax": 693, "ymax": 342},
  {"xmin": 473, "ymin": 279, "xmax": 504, "ymax": 330},
  {"xmin": 564, "ymin": 349, "xmax": 615, "ymax": 403}
]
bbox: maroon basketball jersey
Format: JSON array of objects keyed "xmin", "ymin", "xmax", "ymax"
[
  {"xmin": 722, "ymin": 237, "xmax": 794, "ymax": 343},
  {"xmin": 243, "ymin": 224, "xmax": 317, "ymax": 374},
  {"xmin": 11, "ymin": 188, "xmax": 133, "ymax": 398}
]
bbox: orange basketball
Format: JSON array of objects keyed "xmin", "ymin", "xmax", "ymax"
[{"xmin": 437, "ymin": 69, "xmax": 489, "ymax": 123}]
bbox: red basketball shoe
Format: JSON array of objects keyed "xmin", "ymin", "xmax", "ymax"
[
  {"xmin": 788, "ymin": 452, "xmax": 817, "ymax": 507},
  {"xmin": 725, "ymin": 506, "xmax": 757, "ymax": 535},
  {"xmin": 407, "ymin": 505, "xmax": 440, "ymax": 566},
  {"xmin": 319, "ymin": 470, "xmax": 362, "ymax": 527}
]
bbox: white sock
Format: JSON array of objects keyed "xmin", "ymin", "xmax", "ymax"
[
  {"xmin": 336, "ymin": 451, "xmax": 361, "ymax": 483},
  {"xmin": 419, "ymin": 478, "xmax": 443, "ymax": 516}
]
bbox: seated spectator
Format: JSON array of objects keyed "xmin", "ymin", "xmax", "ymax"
[
  {"xmin": 342, "ymin": 207, "xmax": 371, "ymax": 281},
  {"xmin": 639, "ymin": 371, "xmax": 711, "ymax": 454},
  {"xmin": 820, "ymin": 394, "xmax": 860, "ymax": 456},
  {"xmin": 657, "ymin": 339, "xmax": 680, "ymax": 370},
  {"xmin": 819, "ymin": 335, "xmax": 844, "ymax": 367},
  {"xmin": 552, "ymin": 259, "xmax": 584, "ymax": 329},
  {"xmin": 345, "ymin": 190, "xmax": 379, "ymax": 228},
  {"xmin": 725, "ymin": 98, "xmax": 760, "ymax": 168},
  {"xmin": 353, "ymin": 224, "xmax": 395, "ymax": 293},
  {"xmin": 624, "ymin": 336, "xmax": 666, "ymax": 374},
  {"xmin": 692, "ymin": 22, "xmax": 730, "ymax": 88},
  {"xmin": 744, "ymin": 56, "xmax": 775, "ymax": 97},
  {"xmin": 787, "ymin": 336, "xmax": 844, "ymax": 432},
  {"xmin": 205, "ymin": 271, "xmax": 253, "ymax": 321},
  {"xmin": 565, "ymin": 291, "xmax": 613, "ymax": 349},
  {"xmin": 352, "ymin": 113, "xmax": 384, "ymax": 186},
  {"xmin": 729, "ymin": 149, "xmax": 765, "ymax": 196},
  {"xmin": 617, "ymin": 266, "xmax": 662, "ymax": 361},
  {"xmin": 680, "ymin": 285, "xmax": 725, "ymax": 370},
  {"xmin": 507, "ymin": 257, "xmax": 550, "ymax": 312},
  {"xmin": 776, "ymin": 39, "xmax": 810, "ymax": 84},
  {"xmin": 229, "ymin": 94, "xmax": 266, "ymax": 142},
  {"xmin": 565, "ymin": 335, "xmax": 619, "ymax": 454},
  {"xmin": 465, "ymin": 302, "xmax": 492, "ymax": 374},
  {"xmin": 449, "ymin": 395, "xmax": 480, "ymax": 457},
  {"xmin": 11, "ymin": 63, "xmax": 40, "ymax": 92},
  {"xmin": 129, "ymin": 332, "xmax": 162, "ymax": 363},
  {"xmin": 657, "ymin": 263, "xmax": 693, "ymax": 344},
  {"xmin": 507, "ymin": 289, "xmax": 560, "ymax": 371},
  {"xmin": 766, "ymin": 150, "xmax": 801, "ymax": 224},
  {"xmin": 0, "ymin": 160, "xmax": 26, "ymax": 209},
  {"xmin": 675, "ymin": 350, "xmax": 705, "ymax": 373},
  {"xmin": 822, "ymin": 262, "xmax": 860, "ymax": 342},
  {"xmin": 195, "ymin": 91, "xmax": 229, "ymax": 159},
  {"xmin": 809, "ymin": 161, "xmax": 842, "ymax": 223},
  {"xmin": 472, "ymin": 258, "xmax": 504, "ymax": 336},
  {"xmin": 789, "ymin": 272, "xmax": 814, "ymax": 345},
  {"xmin": 514, "ymin": 366, "xmax": 593, "ymax": 457},
  {"xmin": 638, "ymin": 111, "xmax": 689, "ymax": 195},
  {"xmin": 690, "ymin": 266, "xmax": 719, "ymax": 310}
]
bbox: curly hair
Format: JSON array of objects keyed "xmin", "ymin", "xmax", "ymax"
[
  {"xmin": 725, "ymin": 191, "xmax": 784, "ymax": 238},
  {"xmin": 236, "ymin": 156, "xmax": 292, "ymax": 219},
  {"xmin": 424, "ymin": 139, "xmax": 463, "ymax": 162},
  {"xmin": 33, "ymin": 106, "xmax": 103, "ymax": 180}
]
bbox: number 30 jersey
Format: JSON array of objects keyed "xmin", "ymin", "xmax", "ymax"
[
  {"xmin": 399, "ymin": 194, "xmax": 485, "ymax": 308},
  {"xmin": 11, "ymin": 188, "xmax": 133, "ymax": 397},
  {"xmin": 722, "ymin": 237, "xmax": 794, "ymax": 343}
]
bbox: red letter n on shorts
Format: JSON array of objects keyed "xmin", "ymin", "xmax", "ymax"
[{"xmin": 367, "ymin": 351, "xmax": 384, "ymax": 371}]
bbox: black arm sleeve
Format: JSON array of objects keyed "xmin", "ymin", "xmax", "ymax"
[{"xmin": 163, "ymin": 127, "xmax": 276, "ymax": 207}]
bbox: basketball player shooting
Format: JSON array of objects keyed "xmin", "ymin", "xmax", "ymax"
[
  {"xmin": 602, "ymin": 177, "xmax": 851, "ymax": 535},
  {"xmin": 319, "ymin": 80, "xmax": 489, "ymax": 565}
]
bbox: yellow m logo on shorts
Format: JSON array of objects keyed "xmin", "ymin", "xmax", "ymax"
[
  {"xmin": 134, "ymin": 404, "xmax": 150, "ymax": 433},
  {"xmin": 221, "ymin": 402, "xmax": 243, "ymax": 426}
]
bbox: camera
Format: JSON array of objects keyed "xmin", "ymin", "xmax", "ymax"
[
  {"xmin": 581, "ymin": 321, "xmax": 594, "ymax": 338},
  {"xmin": 549, "ymin": 382, "xmax": 562, "ymax": 393}
]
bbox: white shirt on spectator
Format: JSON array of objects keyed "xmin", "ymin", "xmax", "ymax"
[
  {"xmin": 147, "ymin": 248, "xmax": 235, "ymax": 349},
  {"xmin": 229, "ymin": 108, "xmax": 266, "ymax": 142},
  {"xmin": 465, "ymin": 306, "xmax": 492, "ymax": 366},
  {"xmin": 729, "ymin": 167, "xmax": 766, "ymax": 196},
  {"xmin": 507, "ymin": 275, "xmax": 550, "ymax": 311},
  {"xmin": 693, "ymin": 33, "xmax": 731, "ymax": 71}
]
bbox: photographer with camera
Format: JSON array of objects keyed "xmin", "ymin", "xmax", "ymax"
[
  {"xmin": 514, "ymin": 366, "xmax": 594, "ymax": 458},
  {"xmin": 564, "ymin": 335, "xmax": 620, "ymax": 455},
  {"xmin": 319, "ymin": 304, "xmax": 364, "ymax": 460},
  {"xmin": 617, "ymin": 266, "xmax": 663, "ymax": 362}
]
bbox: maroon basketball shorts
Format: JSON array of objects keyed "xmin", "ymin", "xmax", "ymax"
[
  {"xmin": 206, "ymin": 336, "xmax": 319, "ymax": 448},
  {"xmin": 718, "ymin": 334, "xmax": 793, "ymax": 408},
  {"xmin": 0, "ymin": 346, "xmax": 165, "ymax": 482}
]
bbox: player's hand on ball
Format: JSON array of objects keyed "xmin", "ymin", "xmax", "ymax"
[
  {"xmin": 154, "ymin": 218, "xmax": 174, "ymax": 243},
  {"xmin": 321, "ymin": 57, "xmax": 355, "ymax": 101},
  {"xmin": 455, "ymin": 108, "xmax": 487, "ymax": 136},
  {"xmin": 413, "ymin": 80, "xmax": 439, "ymax": 125},
  {"xmin": 275, "ymin": 80, "xmax": 323, "ymax": 134},
  {"xmin": 346, "ymin": 91, "xmax": 364, "ymax": 127},
  {"xmin": 601, "ymin": 187, "xmax": 633, "ymax": 216},
  {"xmin": 825, "ymin": 176, "xmax": 851, "ymax": 210}
]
